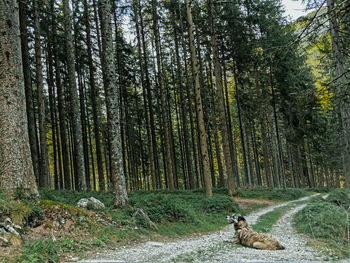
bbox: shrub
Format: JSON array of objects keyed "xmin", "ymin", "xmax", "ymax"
[
  {"xmin": 269, "ymin": 188, "xmax": 307, "ymax": 200},
  {"xmin": 295, "ymin": 201, "xmax": 349, "ymax": 242},
  {"xmin": 20, "ymin": 239, "xmax": 59, "ymax": 263},
  {"xmin": 326, "ymin": 189, "xmax": 350, "ymax": 208},
  {"xmin": 236, "ymin": 187, "xmax": 307, "ymax": 201},
  {"xmin": 129, "ymin": 190, "xmax": 240, "ymax": 225},
  {"xmin": 195, "ymin": 195, "xmax": 240, "ymax": 213},
  {"xmin": 307, "ymin": 186, "xmax": 332, "ymax": 193},
  {"xmin": 129, "ymin": 193, "xmax": 194, "ymax": 223}
]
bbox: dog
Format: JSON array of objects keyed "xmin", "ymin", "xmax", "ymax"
[{"xmin": 227, "ymin": 214, "xmax": 285, "ymax": 250}]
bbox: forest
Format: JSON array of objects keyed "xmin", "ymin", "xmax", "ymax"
[{"xmin": 0, "ymin": 0, "xmax": 350, "ymax": 204}]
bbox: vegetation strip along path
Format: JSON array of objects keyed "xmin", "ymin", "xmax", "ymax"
[{"xmin": 77, "ymin": 194, "xmax": 321, "ymax": 263}]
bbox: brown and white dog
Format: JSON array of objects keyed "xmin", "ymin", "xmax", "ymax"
[{"xmin": 227, "ymin": 214, "xmax": 285, "ymax": 250}]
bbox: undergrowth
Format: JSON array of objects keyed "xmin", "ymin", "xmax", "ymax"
[{"xmin": 295, "ymin": 188, "xmax": 350, "ymax": 260}]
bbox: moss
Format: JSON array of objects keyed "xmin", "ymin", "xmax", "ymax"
[{"xmin": 9, "ymin": 201, "xmax": 33, "ymax": 225}]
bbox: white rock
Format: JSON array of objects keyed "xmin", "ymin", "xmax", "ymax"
[
  {"xmin": 147, "ymin": 241, "xmax": 164, "ymax": 247},
  {"xmin": 0, "ymin": 236, "xmax": 9, "ymax": 245},
  {"xmin": 4, "ymin": 225, "xmax": 20, "ymax": 237},
  {"xmin": 77, "ymin": 197, "xmax": 105, "ymax": 210}
]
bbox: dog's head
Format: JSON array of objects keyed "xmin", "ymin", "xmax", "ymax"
[{"xmin": 227, "ymin": 214, "xmax": 246, "ymax": 225}]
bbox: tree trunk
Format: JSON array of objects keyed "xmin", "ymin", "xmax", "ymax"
[
  {"xmin": 132, "ymin": 0, "xmax": 158, "ymax": 190},
  {"xmin": 52, "ymin": 10, "xmax": 71, "ymax": 189},
  {"xmin": 92, "ymin": 0, "xmax": 102, "ymax": 57},
  {"xmin": 83, "ymin": 0, "xmax": 105, "ymax": 191},
  {"xmin": 151, "ymin": 0, "xmax": 175, "ymax": 189},
  {"xmin": 99, "ymin": 0, "xmax": 128, "ymax": 206},
  {"xmin": 0, "ymin": 0, "xmax": 38, "ymax": 196},
  {"xmin": 19, "ymin": 1, "xmax": 40, "ymax": 183},
  {"xmin": 62, "ymin": 0, "xmax": 87, "ymax": 191},
  {"xmin": 270, "ymin": 67, "xmax": 286, "ymax": 188},
  {"xmin": 251, "ymin": 119, "xmax": 262, "ymax": 186},
  {"xmin": 209, "ymin": 0, "xmax": 236, "ymax": 195},
  {"xmin": 34, "ymin": 0, "xmax": 50, "ymax": 188},
  {"xmin": 47, "ymin": 38, "xmax": 59, "ymax": 189},
  {"xmin": 208, "ymin": 77, "xmax": 225, "ymax": 188},
  {"xmin": 76, "ymin": 63, "xmax": 90, "ymax": 190},
  {"xmin": 171, "ymin": 3, "xmax": 195, "ymax": 189},
  {"xmin": 185, "ymin": 0, "xmax": 212, "ymax": 197},
  {"xmin": 139, "ymin": 0, "xmax": 160, "ymax": 188},
  {"xmin": 326, "ymin": 0, "xmax": 350, "ymax": 188},
  {"xmin": 233, "ymin": 68, "xmax": 250, "ymax": 186},
  {"xmin": 254, "ymin": 67, "xmax": 273, "ymax": 188}
]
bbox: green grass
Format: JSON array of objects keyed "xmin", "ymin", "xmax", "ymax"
[{"xmin": 295, "ymin": 188, "xmax": 350, "ymax": 259}]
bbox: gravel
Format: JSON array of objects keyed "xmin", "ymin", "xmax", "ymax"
[{"xmin": 77, "ymin": 194, "xmax": 330, "ymax": 263}]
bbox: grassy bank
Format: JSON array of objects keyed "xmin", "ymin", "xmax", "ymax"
[{"xmin": 294, "ymin": 188, "xmax": 350, "ymax": 260}]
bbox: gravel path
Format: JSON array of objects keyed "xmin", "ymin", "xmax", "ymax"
[{"xmin": 77, "ymin": 194, "xmax": 325, "ymax": 263}]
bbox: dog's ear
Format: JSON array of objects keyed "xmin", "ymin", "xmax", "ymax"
[{"xmin": 238, "ymin": 215, "xmax": 246, "ymax": 222}]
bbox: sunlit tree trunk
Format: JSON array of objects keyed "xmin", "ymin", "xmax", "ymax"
[
  {"xmin": 99, "ymin": 0, "xmax": 128, "ymax": 206},
  {"xmin": 209, "ymin": 1, "xmax": 237, "ymax": 194},
  {"xmin": 62, "ymin": 0, "xmax": 87, "ymax": 191},
  {"xmin": 0, "ymin": 0, "xmax": 38, "ymax": 196},
  {"xmin": 185, "ymin": 0, "xmax": 212, "ymax": 197}
]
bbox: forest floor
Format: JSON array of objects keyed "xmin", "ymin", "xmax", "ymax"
[{"xmin": 76, "ymin": 194, "xmax": 337, "ymax": 263}]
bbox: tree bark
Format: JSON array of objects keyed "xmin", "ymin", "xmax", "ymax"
[
  {"xmin": 76, "ymin": 62, "xmax": 90, "ymax": 190},
  {"xmin": 151, "ymin": 0, "xmax": 175, "ymax": 189},
  {"xmin": 0, "ymin": 0, "xmax": 38, "ymax": 196},
  {"xmin": 62, "ymin": 0, "xmax": 87, "ymax": 191},
  {"xmin": 99, "ymin": 0, "xmax": 128, "ymax": 206},
  {"xmin": 34, "ymin": 0, "xmax": 50, "ymax": 188},
  {"xmin": 233, "ymin": 68, "xmax": 250, "ymax": 186},
  {"xmin": 47, "ymin": 37, "xmax": 59, "ymax": 189},
  {"xmin": 185, "ymin": 0, "xmax": 212, "ymax": 197},
  {"xmin": 139, "ymin": 0, "xmax": 160, "ymax": 188},
  {"xmin": 83, "ymin": 0, "xmax": 105, "ymax": 191},
  {"xmin": 132, "ymin": 0, "xmax": 158, "ymax": 190},
  {"xmin": 19, "ymin": 1, "xmax": 40, "ymax": 183},
  {"xmin": 171, "ymin": 1, "xmax": 195, "ymax": 189},
  {"xmin": 52, "ymin": 2, "xmax": 71, "ymax": 189},
  {"xmin": 209, "ymin": 0, "xmax": 236, "ymax": 195},
  {"xmin": 254, "ymin": 67, "xmax": 273, "ymax": 188},
  {"xmin": 177, "ymin": 2, "xmax": 200, "ymax": 188},
  {"xmin": 326, "ymin": 0, "xmax": 350, "ymax": 188}
]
